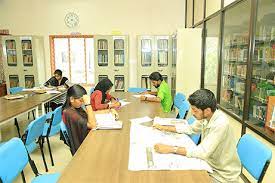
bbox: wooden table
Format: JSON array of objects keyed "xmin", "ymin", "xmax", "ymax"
[
  {"xmin": 58, "ymin": 93, "xmax": 211, "ymax": 183},
  {"xmin": 0, "ymin": 91, "xmax": 66, "ymax": 140}
]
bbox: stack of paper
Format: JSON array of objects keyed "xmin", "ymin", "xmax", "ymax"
[
  {"xmin": 95, "ymin": 113, "xmax": 123, "ymax": 130},
  {"xmin": 132, "ymin": 94, "xmax": 156, "ymax": 98}
]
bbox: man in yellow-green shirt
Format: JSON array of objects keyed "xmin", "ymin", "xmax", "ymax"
[{"xmin": 140, "ymin": 72, "xmax": 172, "ymax": 112}]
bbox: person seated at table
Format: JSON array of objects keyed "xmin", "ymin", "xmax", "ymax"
[
  {"xmin": 90, "ymin": 78, "xmax": 121, "ymax": 111},
  {"xmin": 153, "ymin": 89, "xmax": 241, "ymax": 183},
  {"xmin": 44, "ymin": 69, "xmax": 72, "ymax": 110},
  {"xmin": 140, "ymin": 72, "xmax": 172, "ymax": 113},
  {"xmin": 62, "ymin": 84, "xmax": 96, "ymax": 155}
]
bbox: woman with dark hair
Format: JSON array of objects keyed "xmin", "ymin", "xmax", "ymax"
[
  {"xmin": 90, "ymin": 78, "xmax": 121, "ymax": 111},
  {"xmin": 62, "ymin": 84, "xmax": 96, "ymax": 155}
]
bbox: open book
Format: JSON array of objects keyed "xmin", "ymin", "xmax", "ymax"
[{"xmin": 95, "ymin": 113, "xmax": 123, "ymax": 130}]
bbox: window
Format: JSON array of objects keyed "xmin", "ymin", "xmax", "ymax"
[{"xmin": 50, "ymin": 35, "xmax": 94, "ymax": 85}]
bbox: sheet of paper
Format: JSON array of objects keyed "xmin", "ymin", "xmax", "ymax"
[
  {"xmin": 128, "ymin": 123, "xmax": 212, "ymax": 172},
  {"xmin": 46, "ymin": 90, "xmax": 61, "ymax": 94},
  {"xmin": 130, "ymin": 116, "xmax": 153, "ymax": 124},
  {"xmin": 119, "ymin": 100, "xmax": 131, "ymax": 107},
  {"xmin": 95, "ymin": 113, "xmax": 123, "ymax": 129}
]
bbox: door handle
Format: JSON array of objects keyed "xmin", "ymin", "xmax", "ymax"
[
  {"xmin": 114, "ymin": 69, "xmax": 119, "ymax": 72},
  {"xmin": 23, "ymin": 69, "xmax": 27, "ymax": 71}
]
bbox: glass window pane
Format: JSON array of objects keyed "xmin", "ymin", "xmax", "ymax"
[
  {"xmin": 114, "ymin": 38, "xmax": 125, "ymax": 66},
  {"xmin": 194, "ymin": 0, "xmax": 204, "ymax": 24},
  {"xmin": 204, "ymin": 15, "xmax": 220, "ymax": 97},
  {"xmin": 6, "ymin": 40, "xmax": 17, "ymax": 66},
  {"xmin": 220, "ymin": 0, "xmax": 251, "ymax": 119},
  {"xmin": 21, "ymin": 39, "xmax": 33, "ymax": 66},
  {"xmin": 249, "ymin": 0, "xmax": 275, "ymax": 129},
  {"xmin": 86, "ymin": 38, "xmax": 95, "ymax": 85},
  {"xmin": 141, "ymin": 39, "xmax": 152, "ymax": 66},
  {"xmin": 70, "ymin": 38, "xmax": 85, "ymax": 83},
  {"xmin": 98, "ymin": 39, "xmax": 108, "ymax": 66},
  {"xmin": 206, "ymin": 0, "xmax": 221, "ymax": 17},
  {"xmin": 186, "ymin": 0, "xmax": 193, "ymax": 27},
  {"xmin": 54, "ymin": 38, "xmax": 69, "ymax": 78},
  {"xmin": 224, "ymin": 0, "xmax": 236, "ymax": 7}
]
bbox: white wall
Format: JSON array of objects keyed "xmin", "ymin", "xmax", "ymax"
[{"xmin": 0, "ymin": 0, "xmax": 185, "ymax": 86}]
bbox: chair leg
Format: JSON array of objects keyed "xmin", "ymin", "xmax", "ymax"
[
  {"xmin": 39, "ymin": 138, "xmax": 48, "ymax": 172},
  {"xmin": 14, "ymin": 118, "xmax": 21, "ymax": 138},
  {"xmin": 21, "ymin": 171, "xmax": 26, "ymax": 183},
  {"xmin": 46, "ymin": 136, "xmax": 54, "ymax": 166},
  {"xmin": 32, "ymin": 110, "xmax": 35, "ymax": 119}
]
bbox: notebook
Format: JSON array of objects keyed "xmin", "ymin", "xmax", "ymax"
[
  {"xmin": 95, "ymin": 113, "xmax": 123, "ymax": 130},
  {"xmin": 4, "ymin": 94, "xmax": 25, "ymax": 100}
]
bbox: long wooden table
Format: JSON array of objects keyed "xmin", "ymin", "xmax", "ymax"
[
  {"xmin": 0, "ymin": 91, "xmax": 66, "ymax": 140},
  {"xmin": 58, "ymin": 93, "xmax": 211, "ymax": 183}
]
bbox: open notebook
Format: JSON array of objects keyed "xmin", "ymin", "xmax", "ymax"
[
  {"xmin": 4, "ymin": 94, "xmax": 25, "ymax": 100},
  {"xmin": 95, "ymin": 113, "xmax": 123, "ymax": 130}
]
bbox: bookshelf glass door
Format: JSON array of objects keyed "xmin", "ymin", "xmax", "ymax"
[
  {"xmin": 114, "ymin": 75, "xmax": 125, "ymax": 91},
  {"xmin": 5, "ymin": 40, "xmax": 17, "ymax": 66},
  {"xmin": 98, "ymin": 75, "xmax": 108, "ymax": 82},
  {"xmin": 141, "ymin": 75, "xmax": 152, "ymax": 90},
  {"xmin": 25, "ymin": 75, "xmax": 35, "ymax": 88},
  {"xmin": 249, "ymin": 0, "xmax": 275, "ymax": 131},
  {"xmin": 157, "ymin": 39, "xmax": 168, "ymax": 67},
  {"xmin": 220, "ymin": 0, "xmax": 251, "ymax": 119},
  {"xmin": 114, "ymin": 39, "xmax": 125, "ymax": 66},
  {"xmin": 141, "ymin": 39, "xmax": 152, "ymax": 67},
  {"xmin": 9, "ymin": 75, "xmax": 19, "ymax": 88},
  {"xmin": 98, "ymin": 39, "xmax": 108, "ymax": 66},
  {"xmin": 21, "ymin": 39, "xmax": 33, "ymax": 66}
]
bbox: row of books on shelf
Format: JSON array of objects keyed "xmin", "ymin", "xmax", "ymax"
[
  {"xmin": 222, "ymin": 75, "xmax": 245, "ymax": 89},
  {"xmin": 141, "ymin": 52, "xmax": 152, "ymax": 65},
  {"xmin": 98, "ymin": 54, "xmax": 108, "ymax": 64},
  {"xmin": 114, "ymin": 54, "xmax": 124, "ymax": 65},
  {"xmin": 114, "ymin": 78, "xmax": 124, "ymax": 90},
  {"xmin": 158, "ymin": 52, "xmax": 168, "ymax": 65},
  {"xmin": 254, "ymin": 44, "xmax": 275, "ymax": 63},
  {"xmin": 141, "ymin": 77, "xmax": 152, "ymax": 89},
  {"xmin": 7, "ymin": 55, "xmax": 17, "ymax": 64},
  {"xmin": 258, "ymin": 26, "xmax": 275, "ymax": 42},
  {"xmin": 23, "ymin": 55, "xmax": 33, "ymax": 64},
  {"xmin": 221, "ymin": 91, "xmax": 244, "ymax": 112},
  {"xmin": 6, "ymin": 40, "xmax": 16, "ymax": 49},
  {"xmin": 25, "ymin": 80, "xmax": 34, "ymax": 88},
  {"xmin": 224, "ymin": 64, "xmax": 247, "ymax": 77},
  {"xmin": 114, "ymin": 39, "xmax": 124, "ymax": 50},
  {"xmin": 98, "ymin": 40, "xmax": 108, "ymax": 50},
  {"xmin": 157, "ymin": 40, "xmax": 168, "ymax": 50},
  {"xmin": 224, "ymin": 33, "xmax": 249, "ymax": 46},
  {"xmin": 224, "ymin": 48, "xmax": 248, "ymax": 62},
  {"xmin": 21, "ymin": 41, "xmax": 32, "ymax": 50}
]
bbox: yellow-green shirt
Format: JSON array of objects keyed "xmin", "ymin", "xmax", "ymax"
[{"xmin": 157, "ymin": 81, "xmax": 172, "ymax": 113}]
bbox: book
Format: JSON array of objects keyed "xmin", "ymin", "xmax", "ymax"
[
  {"xmin": 265, "ymin": 96, "xmax": 275, "ymax": 132},
  {"xmin": 95, "ymin": 113, "xmax": 123, "ymax": 130},
  {"xmin": 4, "ymin": 94, "xmax": 25, "ymax": 100}
]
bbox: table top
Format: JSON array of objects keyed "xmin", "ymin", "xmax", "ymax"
[
  {"xmin": 58, "ymin": 92, "xmax": 211, "ymax": 183},
  {"xmin": 0, "ymin": 91, "xmax": 64, "ymax": 124}
]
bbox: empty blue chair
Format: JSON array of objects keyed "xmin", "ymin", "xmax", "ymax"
[
  {"xmin": 42, "ymin": 106, "xmax": 62, "ymax": 166},
  {"xmin": 237, "ymin": 134, "xmax": 272, "ymax": 183},
  {"xmin": 187, "ymin": 116, "xmax": 201, "ymax": 145},
  {"xmin": 9, "ymin": 86, "xmax": 23, "ymax": 94},
  {"xmin": 0, "ymin": 137, "xmax": 60, "ymax": 183},
  {"xmin": 174, "ymin": 93, "xmax": 190, "ymax": 119},
  {"xmin": 23, "ymin": 114, "xmax": 48, "ymax": 172},
  {"xmin": 128, "ymin": 87, "xmax": 147, "ymax": 93}
]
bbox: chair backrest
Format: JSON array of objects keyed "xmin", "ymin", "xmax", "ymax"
[
  {"xmin": 90, "ymin": 87, "xmax": 94, "ymax": 95},
  {"xmin": 51, "ymin": 106, "xmax": 62, "ymax": 126},
  {"xmin": 25, "ymin": 115, "xmax": 47, "ymax": 145},
  {"xmin": 127, "ymin": 87, "xmax": 147, "ymax": 93},
  {"xmin": 237, "ymin": 134, "xmax": 272, "ymax": 182},
  {"xmin": 187, "ymin": 116, "xmax": 201, "ymax": 145},
  {"xmin": 60, "ymin": 121, "xmax": 71, "ymax": 147},
  {"xmin": 9, "ymin": 87, "xmax": 23, "ymax": 94},
  {"xmin": 174, "ymin": 93, "xmax": 190, "ymax": 119},
  {"xmin": 0, "ymin": 138, "xmax": 28, "ymax": 183}
]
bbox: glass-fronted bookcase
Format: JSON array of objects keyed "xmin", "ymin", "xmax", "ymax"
[{"xmin": 186, "ymin": 0, "xmax": 275, "ymax": 144}]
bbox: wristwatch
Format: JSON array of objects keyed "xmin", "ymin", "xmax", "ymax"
[{"xmin": 173, "ymin": 146, "xmax": 178, "ymax": 154}]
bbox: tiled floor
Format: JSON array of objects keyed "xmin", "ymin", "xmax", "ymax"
[{"xmin": 0, "ymin": 114, "xmax": 72, "ymax": 183}]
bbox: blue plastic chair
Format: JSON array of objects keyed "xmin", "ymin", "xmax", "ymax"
[
  {"xmin": 9, "ymin": 87, "xmax": 23, "ymax": 94},
  {"xmin": 60, "ymin": 121, "xmax": 72, "ymax": 155},
  {"xmin": 237, "ymin": 134, "xmax": 272, "ymax": 183},
  {"xmin": 23, "ymin": 114, "xmax": 48, "ymax": 172},
  {"xmin": 174, "ymin": 93, "xmax": 190, "ymax": 119},
  {"xmin": 90, "ymin": 87, "xmax": 94, "ymax": 94},
  {"xmin": 0, "ymin": 137, "xmax": 60, "ymax": 183},
  {"xmin": 42, "ymin": 106, "xmax": 62, "ymax": 166},
  {"xmin": 127, "ymin": 87, "xmax": 147, "ymax": 93},
  {"xmin": 187, "ymin": 116, "xmax": 201, "ymax": 145}
]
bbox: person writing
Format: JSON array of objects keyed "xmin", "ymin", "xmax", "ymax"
[
  {"xmin": 90, "ymin": 78, "xmax": 121, "ymax": 111},
  {"xmin": 140, "ymin": 72, "xmax": 172, "ymax": 113},
  {"xmin": 153, "ymin": 89, "xmax": 241, "ymax": 183}
]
